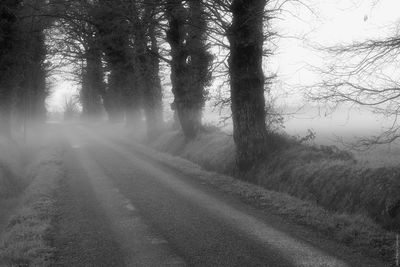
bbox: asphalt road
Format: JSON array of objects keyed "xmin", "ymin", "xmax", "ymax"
[{"xmin": 51, "ymin": 124, "xmax": 385, "ymax": 267}]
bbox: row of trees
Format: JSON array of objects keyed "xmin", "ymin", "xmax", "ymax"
[
  {"xmin": 52, "ymin": 0, "xmax": 271, "ymax": 173},
  {"xmin": 51, "ymin": 0, "xmax": 215, "ymax": 139},
  {"xmin": 310, "ymin": 23, "xmax": 400, "ymax": 148},
  {"xmin": 3, "ymin": 1, "xmax": 396, "ymax": 174},
  {"xmin": 0, "ymin": 0, "xmax": 276, "ymax": 175},
  {"xmin": 0, "ymin": 0, "xmax": 51, "ymax": 138}
]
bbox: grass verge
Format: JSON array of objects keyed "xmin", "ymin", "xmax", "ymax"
[
  {"xmin": 151, "ymin": 130, "xmax": 400, "ymax": 229},
  {"xmin": 0, "ymin": 146, "xmax": 64, "ymax": 267},
  {"xmin": 0, "ymin": 139, "xmax": 25, "ymax": 200},
  {"xmin": 149, "ymin": 130, "xmax": 398, "ymax": 265}
]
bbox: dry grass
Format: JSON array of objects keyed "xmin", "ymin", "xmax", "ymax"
[
  {"xmin": 0, "ymin": 145, "xmax": 64, "ymax": 267},
  {"xmin": 152, "ymin": 129, "xmax": 235, "ymax": 174}
]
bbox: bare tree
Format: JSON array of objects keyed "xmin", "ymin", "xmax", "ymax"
[
  {"xmin": 17, "ymin": 0, "xmax": 54, "ymax": 125},
  {"xmin": 123, "ymin": 0, "xmax": 164, "ymax": 138},
  {"xmin": 51, "ymin": 0, "xmax": 105, "ymax": 120},
  {"xmin": 0, "ymin": 0, "xmax": 24, "ymax": 138},
  {"xmin": 63, "ymin": 94, "xmax": 80, "ymax": 120},
  {"xmin": 309, "ymin": 24, "xmax": 400, "ymax": 148}
]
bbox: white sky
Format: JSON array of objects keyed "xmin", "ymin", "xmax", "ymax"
[
  {"xmin": 47, "ymin": 75, "xmax": 78, "ymax": 113},
  {"xmin": 269, "ymin": 0, "xmax": 400, "ymax": 140},
  {"xmin": 272, "ymin": 0, "xmax": 400, "ymax": 101}
]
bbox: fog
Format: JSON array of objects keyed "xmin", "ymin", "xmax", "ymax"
[
  {"xmin": 43, "ymin": 0, "xmax": 400, "ymax": 150},
  {"xmin": 2, "ymin": 1, "xmax": 400, "ymax": 265}
]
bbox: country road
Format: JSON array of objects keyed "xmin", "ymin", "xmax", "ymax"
[{"xmin": 47, "ymin": 124, "xmax": 386, "ymax": 267}]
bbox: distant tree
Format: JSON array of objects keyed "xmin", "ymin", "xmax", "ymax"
[
  {"xmin": 125, "ymin": 0, "xmax": 164, "ymax": 138},
  {"xmin": 309, "ymin": 22, "xmax": 400, "ymax": 148},
  {"xmin": 145, "ymin": 5, "xmax": 164, "ymax": 138},
  {"xmin": 0, "ymin": 0, "xmax": 23, "ymax": 138},
  {"xmin": 53, "ymin": 0, "xmax": 165, "ymax": 135},
  {"xmin": 95, "ymin": 0, "xmax": 140, "ymax": 123},
  {"xmin": 80, "ymin": 40, "xmax": 105, "ymax": 119},
  {"xmin": 52, "ymin": 0, "xmax": 105, "ymax": 120},
  {"xmin": 63, "ymin": 95, "xmax": 80, "ymax": 120},
  {"xmin": 16, "ymin": 0, "xmax": 53, "ymax": 125},
  {"xmin": 165, "ymin": 0, "xmax": 188, "ymax": 132},
  {"xmin": 185, "ymin": 0, "xmax": 213, "ymax": 137}
]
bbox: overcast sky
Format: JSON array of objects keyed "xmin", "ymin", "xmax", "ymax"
[
  {"xmin": 272, "ymin": 0, "xmax": 400, "ymax": 100},
  {"xmin": 271, "ymin": 0, "xmax": 400, "ymax": 140}
]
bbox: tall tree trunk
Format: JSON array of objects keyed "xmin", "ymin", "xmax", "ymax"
[
  {"xmin": 187, "ymin": 0, "xmax": 212, "ymax": 137},
  {"xmin": 96, "ymin": 1, "xmax": 139, "ymax": 123},
  {"xmin": 228, "ymin": 0, "xmax": 268, "ymax": 176},
  {"xmin": 81, "ymin": 46, "xmax": 104, "ymax": 120},
  {"xmin": 166, "ymin": 0, "xmax": 195, "ymax": 139},
  {"xmin": 29, "ymin": 30, "xmax": 48, "ymax": 123},
  {"xmin": 109, "ymin": 0, "xmax": 164, "ymax": 139},
  {"xmin": 144, "ymin": 7, "xmax": 164, "ymax": 139},
  {"xmin": 14, "ymin": 0, "xmax": 51, "ymax": 128},
  {"xmin": 0, "ymin": 101, "xmax": 12, "ymax": 138},
  {"xmin": 0, "ymin": 0, "xmax": 22, "ymax": 138},
  {"xmin": 105, "ymin": 71, "xmax": 127, "ymax": 123},
  {"xmin": 166, "ymin": 0, "xmax": 211, "ymax": 139}
]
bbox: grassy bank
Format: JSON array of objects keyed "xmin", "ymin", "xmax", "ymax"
[
  {"xmin": 152, "ymin": 129, "xmax": 236, "ymax": 174},
  {"xmin": 0, "ymin": 145, "xmax": 64, "ymax": 266},
  {"xmin": 0, "ymin": 139, "xmax": 27, "ymax": 235},
  {"xmin": 0, "ymin": 139, "xmax": 25, "ymax": 200},
  {"xmin": 151, "ymin": 129, "xmax": 400, "ymax": 229},
  {"xmin": 150, "ymin": 129, "xmax": 399, "ymax": 264}
]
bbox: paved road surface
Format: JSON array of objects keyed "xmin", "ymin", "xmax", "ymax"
[{"xmin": 50, "ymin": 124, "xmax": 385, "ymax": 267}]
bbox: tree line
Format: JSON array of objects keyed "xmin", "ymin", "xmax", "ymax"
[
  {"xmin": 0, "ymin": 0, "xmax": 273, "ymax": 177},
  {"xmin": 0, "ymin": 0, "xmax": 51, "ymax": 138}
]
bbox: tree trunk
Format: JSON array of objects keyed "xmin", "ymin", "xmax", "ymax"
[
  {"xmin": 228, "ymin": 0, "xmax": 268, "ymax": 176},
  {"xmin": 0, "ymin": 101, "xmax": 12, "ymax": 138},
  {"xmin": 166, "ymin": 0, "xmax": 199, "ymax": 139},
  {"xmin": 176, "ymin": 106, "xmax": 202, "ymax": 138},
  {"xmin": 81, "ymin": 46, "xmax": 104, "ymax": 120},
  {"xmin": 96, "ymin": 2, "xmax": 138, "ymax": 123},
  {"xmin": 186, "ymin": 0, "xmax": 213, "ymax": 138},
  {"xmin": 141, "ymin": 5, "xmax": 164, "ymax": 139},
  {"xmin": 0, "ymin": 0, "xmax": 22, "ymax": 138}
]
